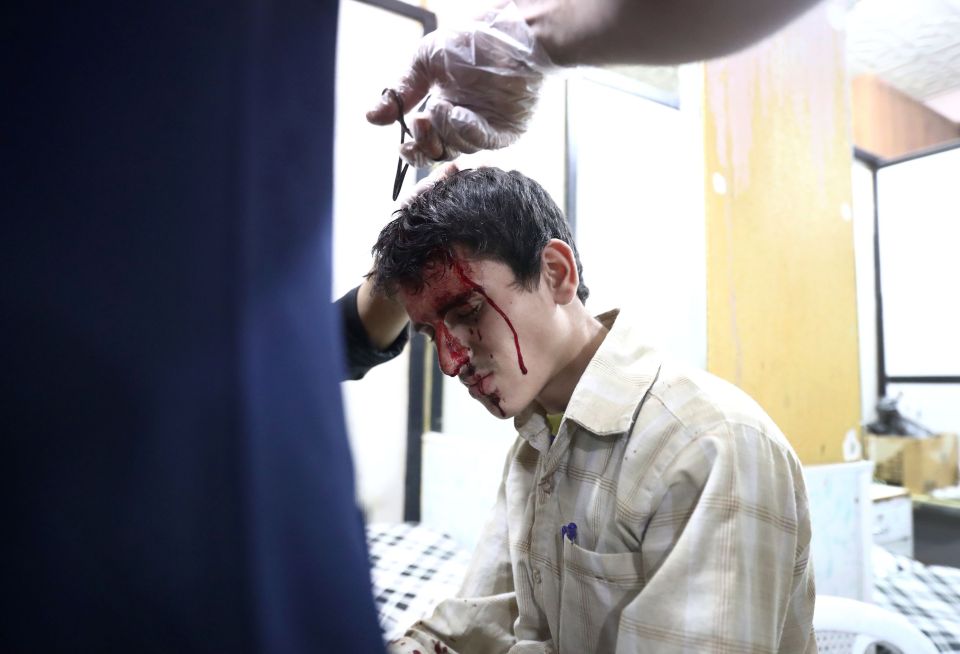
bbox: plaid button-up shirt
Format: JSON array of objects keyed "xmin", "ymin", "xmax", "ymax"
[{"xmin": 390, "ymin": 310, "xmax": 816, "ymax": 654}]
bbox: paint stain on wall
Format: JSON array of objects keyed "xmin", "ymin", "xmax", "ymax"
[{"xmin": 703, "ymin": 0, "xmax": 861, "ymax": 465}]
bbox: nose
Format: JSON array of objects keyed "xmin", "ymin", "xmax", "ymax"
[{"xmin": 435, "ymin": 325, "xmax": 470, "ymax": 377}]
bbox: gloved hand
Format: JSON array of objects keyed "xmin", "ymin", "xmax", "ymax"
[{"xmin": 366, "ymin": 1, "xmax": 554, "ymax": 168}]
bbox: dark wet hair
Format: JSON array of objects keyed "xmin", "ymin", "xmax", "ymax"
[{"xmin": 370, "ymin": 167, "xmax": 588, "ymax": 303}]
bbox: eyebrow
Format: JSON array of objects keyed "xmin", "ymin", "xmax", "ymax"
[{"xmin": 411, "ymin": 291, "xmax": 476, "ymax": 333}]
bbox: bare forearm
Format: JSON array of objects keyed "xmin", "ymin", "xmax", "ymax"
[
  {"xmin": 516, "ymin": 0, "xmax": 823, "ymax": 66},
  {"xmin": 357, "ymin": 277, "xmax": 408, "ymax": 350}
]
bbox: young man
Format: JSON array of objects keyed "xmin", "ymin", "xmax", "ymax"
[{"xmin": 371, "ymin": 168, "xmax": 816, "ymax": 654}]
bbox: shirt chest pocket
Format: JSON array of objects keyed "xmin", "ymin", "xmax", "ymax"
[{"xmin": 558, "ymin": 540, "xmax": 645, "ymax": 654}]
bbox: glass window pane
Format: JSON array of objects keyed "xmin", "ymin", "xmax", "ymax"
[{"xmin": 877, "ymin": 146, "xmax": 960, "ymax": 376}]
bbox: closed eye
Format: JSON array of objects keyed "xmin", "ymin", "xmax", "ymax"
[{"xmin": 451, "ymin": 302, "xmax": 482, "ymax": 323}]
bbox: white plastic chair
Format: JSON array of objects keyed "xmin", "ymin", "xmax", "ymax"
[{"xmin": 814, "ymin": 595, "xmax": 939, "ymax": 654}]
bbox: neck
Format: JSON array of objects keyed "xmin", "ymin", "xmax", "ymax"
[{"xmin": 536, "ymin": 310, "xmax": 608, "ymax": 414}]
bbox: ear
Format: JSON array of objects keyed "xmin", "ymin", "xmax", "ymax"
[{"xmin": 540, "ymin": 239, "xmax": 580, "ymax": 305}]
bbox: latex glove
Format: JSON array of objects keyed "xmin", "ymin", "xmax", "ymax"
[{"xmin": 366, "ymin": 1, "xmax": 553, "ymax": 168}]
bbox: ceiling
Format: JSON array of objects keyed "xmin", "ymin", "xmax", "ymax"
[{"xmin": 846, "ymin": 0, "xmax": 960, "ymax": 121}]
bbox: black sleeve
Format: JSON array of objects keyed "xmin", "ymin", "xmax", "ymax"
[{"xmin": 338, "ymin": 285, "xmax": 409, "ymax": 381}]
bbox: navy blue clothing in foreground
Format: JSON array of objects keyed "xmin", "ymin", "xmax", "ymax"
[{"xmin": 4, "ymin": 2, "xmax": 384, "ymax": 652}]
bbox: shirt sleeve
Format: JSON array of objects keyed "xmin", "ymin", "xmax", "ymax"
[
  {"xmin": 388, "ymin": 440, "xmax": 548, "ymax": 654},
  {"xmin": 337, "ymin": 285, "xmax": 409, "ymax": 381},
  {"xmin": 614, "ymin": 426, "xmax": 817, "ymax": 653}
]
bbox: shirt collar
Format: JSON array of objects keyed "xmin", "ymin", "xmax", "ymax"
[{"xmin": 515, "ymin": 309, "xmax": 661, "ymax": 446}]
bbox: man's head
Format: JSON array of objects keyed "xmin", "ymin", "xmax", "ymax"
[{"xmin": 371, "ymin": 168, "xmax": 595, "ymax": 419}]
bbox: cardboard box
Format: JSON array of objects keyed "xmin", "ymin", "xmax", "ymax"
[{"xmin": 865, "ymin": 432, "xmax": 959, "ymax": 495}]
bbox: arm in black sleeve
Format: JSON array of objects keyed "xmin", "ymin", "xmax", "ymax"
[{"xmin": 337, "ymin": 285, "xmax": 409, "ymax": 381}]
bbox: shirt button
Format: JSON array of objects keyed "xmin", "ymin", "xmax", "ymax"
[
  {"xmin": 540, "ymin": 475, "xmax": 554, "ymax": 495},
  {"xmin": 532, "ymin": 568, "xmax": 542, "ymax": 584}
]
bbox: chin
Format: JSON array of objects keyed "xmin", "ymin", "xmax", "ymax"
[{"xmin": 479, "ymin": 395, "xmax": 515, "ymax": 419}]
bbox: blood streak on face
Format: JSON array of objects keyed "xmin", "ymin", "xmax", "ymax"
[
  {"xmin": 490, "ymin": 395, "xmax": 506, "ymax": 417},
  {"xmin": 451, "ymin": 260, "xmax": 527, "ymax": 375}
]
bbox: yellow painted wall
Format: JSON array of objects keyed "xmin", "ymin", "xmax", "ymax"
[{"xmin": 703, "ymin": 4, "xmax": 860, "ymax": 464}]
